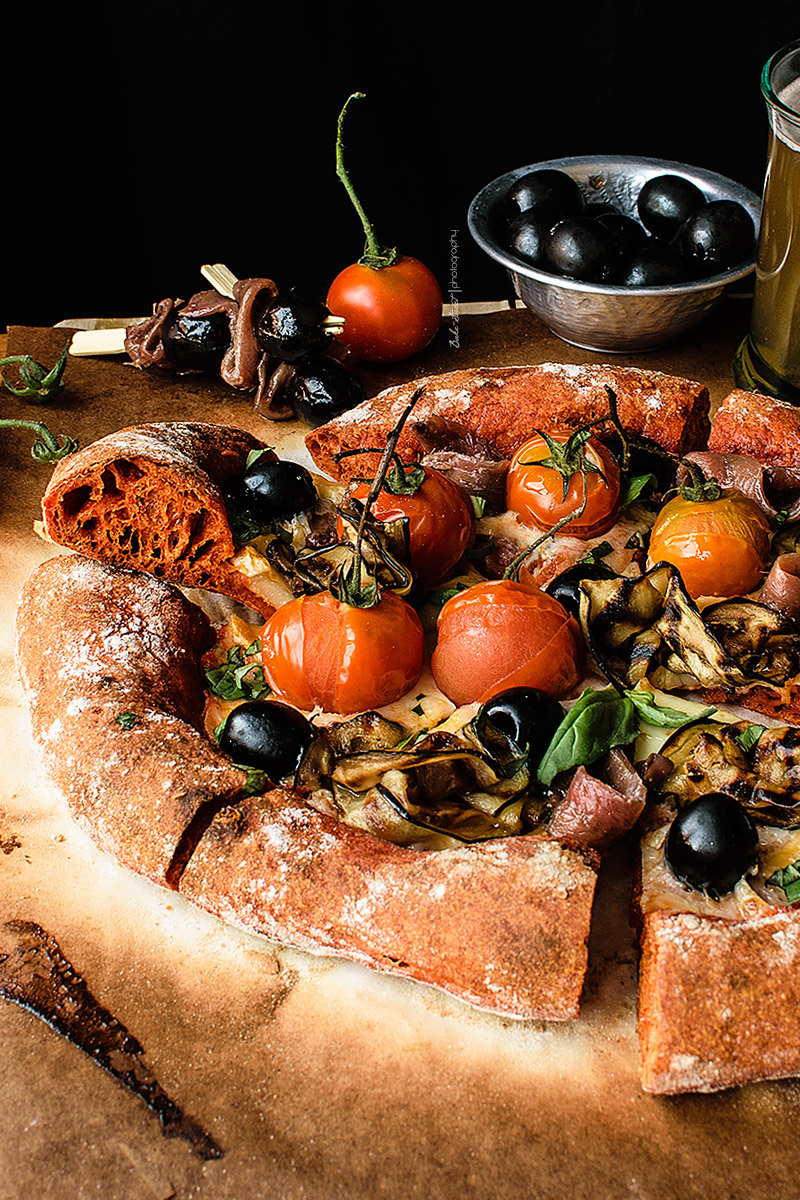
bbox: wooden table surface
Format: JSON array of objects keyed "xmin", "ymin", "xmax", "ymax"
[{"xmin": 4, "ymin": 301, "xmax": 799, "ymax": 1200}]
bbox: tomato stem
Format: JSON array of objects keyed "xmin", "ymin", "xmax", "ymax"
[
  {"xmin": 677, "ymin": 462, "xmax": 723, "ymax": 503},
  {"xmin": 335, "ymin": 92, "xmax": 398, "ymax": 270},
  {"xmin": 0, "ymin": 418, "xmax": 78, "ymax": 463},
  {"xmin": 335, "ymin": 388, "xmax": 425, "ymax": 607},
  {"xmin": 504, "ymin": 470, "xmax": 592, "ymax": 582}
]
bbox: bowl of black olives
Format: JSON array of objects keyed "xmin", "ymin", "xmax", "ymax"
[{"xmin": 468, "ymin": 155, "xmax": 760, "ymax": 352}]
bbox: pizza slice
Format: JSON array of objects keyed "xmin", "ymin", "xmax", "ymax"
[{"xmin": 633, "ymin": 707, "xmax": 800, "ymax": 1093}]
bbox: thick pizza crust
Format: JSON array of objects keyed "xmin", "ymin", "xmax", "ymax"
[
  {"xmin": 181, "ymin": 791, "xmax": 599, "ymax": 1020},
  {"xmin": 15, "ymin": 555, "xmax": 249, "ymax": 887},
  {"xmin": 638, "ymin": 907, "xmax": 800, "ymax": 1094},
  {"xmin": 305, "ymin": 363, "xmax": 711, "ymax": 480},
  {"xmin": 40, "ymin": 422, "xmax": 275, "ymax": 617},
  {"xmin": 16, "ymin": 554, "xmax": 599, "ymax": 1020},
  {"xmin": 709, "ymin": 388, "xmax": 800, "ymax": 466}
]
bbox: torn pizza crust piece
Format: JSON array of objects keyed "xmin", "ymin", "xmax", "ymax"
[
  {"xmin": 40, "ymin": 422, "xmax": 277, "ymax": 618},
  {"xmin": 16, "ymin": 553, "xmax": 599, "ymax": 1021}
]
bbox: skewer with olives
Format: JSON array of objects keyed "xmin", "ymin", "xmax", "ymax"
[
  {"xmin": 256, "ymin": 293, "xmax": 345, "ymax": 363},
  {"xmin": 162, "ymin": 309, "xmax": 232, "ymax": 371}
]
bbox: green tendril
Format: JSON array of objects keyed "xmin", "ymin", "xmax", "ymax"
[
  {"xmin": 0, "ymin": 419, "xmax": 78, "ymax": 463},
  {"xmin": 0, "ymin": 347, "xmax": 68, "ymax": 401}
]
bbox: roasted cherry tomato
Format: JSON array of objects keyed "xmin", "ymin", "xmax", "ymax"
[
  {"xmin": 326, "ymin": 257, "xmax": 442, "ymax": 363},
  {"xmin": 345, "ymin": 467, "xmax": 475, "ymax": 587},
  {"xmin": 430, "ymin": 578, "xmax": 584, "ymax": 707},
  {"xmin": 647, "ymin": 489, "xmax": 771, "ymax": 600},
  {"xmin": 261, "ymin": 589, "xmax": 424, "ymax": 715},
  {"xmin": 506, "ymin": 433, "xmax": 621, "ymax": 539},
  {"xmin": 327, "ymin": 94, "xmax": 442, "ymax": 363}
]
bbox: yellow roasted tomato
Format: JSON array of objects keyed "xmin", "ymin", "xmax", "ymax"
[{"xmin": 647, "ymin": 490, "xmax": 772, "ymax": 600}]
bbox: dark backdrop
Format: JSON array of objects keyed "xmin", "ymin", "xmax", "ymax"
[{"xmin": 3, "ymin": 2, "xmax": 798, "ymax": 329}]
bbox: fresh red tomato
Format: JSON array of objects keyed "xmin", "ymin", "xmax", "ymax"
[
  {"xmin": 261, "ymin": 589, "xmax": 424, "ymax": 715},
  {"xmin": 647, "ymin": 490, "xmax": 772, "ymax": 600},
  {"xmin": 345, "ymin": 467, "xmax": 475, "ymax": 587},
  {"xmin": 326, "ymin": 257, "xmax": 443, "ymax": 363},
  {"xmin": 430, "ymin": 578, "xmax": 584, "ymax": 707},
  {"xmin": 506, "ymin": 432, "xmax": 621, "ymax": 539}
]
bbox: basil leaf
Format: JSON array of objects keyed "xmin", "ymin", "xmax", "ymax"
[
  {"xmin": 424, "ymin": 581, "xmax": 469, "ymax": 608},
  {"xmin": 114, "ymin": 711, "xmax": 137, "ymax": 730},
  {"xmin": 625, "ymin": 690, "xmax": 715, "ymax": 729},
  {"xmin": 537, "ymin": 687, "xmax": 639, "ymax": 787},
  {"xmin": 246, "ymin": 447, "xmax": 275, "ymax": 469},
  {"xmin": 733, "ymin": 724, "xmax": 766, "ymax": 754},
  {"xmin": 204, "ymin": 645, "xmax": 270, "ymax": 701},
  {"xmin": 623, "ymin": 473, "xmax": 658, "ymax": 509},
  {"xmin": 580, "ymin": 541, "xmax": 613, "ymax": 566},
  {"xmin": 767, "ymin": 861, "xmax": 800, "ymax": 904}
]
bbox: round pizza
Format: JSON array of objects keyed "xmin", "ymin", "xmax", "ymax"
[{"xmin": 18, "ymin": 361, "xmax": 800, "ymax": 1094}]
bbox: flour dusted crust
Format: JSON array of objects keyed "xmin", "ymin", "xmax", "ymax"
[
  {"xmin": 638, "ymin": 908, "xmax": 800, "ymax": 1094},
  {"xmin": 15, "ymin": 555, "xmax": 248, "ymax": 886},
  {"xmin": 181, "ymin": 792, "xmax": 599, "ymax": 1020},
  {"xmin": 16, "ymin": 553, "xmax": 599, "ymax": 1020},
  {"xmin": 305, "ymin": 363, "xmax": 711, "ymax": 480},
  {"xmin": 709, "ymin": 388, "xmax": 800, "ymax": 466},
  {"xmin": 40, "ymin": 422, "xmax": 275, "ymax": 617}
]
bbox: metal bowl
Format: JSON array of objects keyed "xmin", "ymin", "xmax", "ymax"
[{"xmin": 467, "ymin": 155, "xmax": 761, "ymax": 353}]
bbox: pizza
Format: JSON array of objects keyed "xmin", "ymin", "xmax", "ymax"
[{"xmin": 18, "ymin": 361, "xmax": 800, "ymax": 1095}]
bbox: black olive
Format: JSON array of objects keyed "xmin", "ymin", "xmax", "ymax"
[
  {"xmin": 673, "ymin": 200, "xmax": 755, "ymax": 275},
  {"xmin": 594, "ymin": 212, "xmax": 649, "ymax": 256},
  {"xmin": 284, "ymin": 359, "xmax": 366, "ymax": 428},
  {"xmin": 664, "ymin": 793, "xmax": 759, "ymax": 898},
  {"xmin": 256, "ymin": 293, "xmax": 334, "ymax": 363},
  {"xmin": 545, "ymin": 560, "xmax": 616, "ymax": 619},
  {"xmin": 474, "ymin": 687, "xmax": 564, "ymax": 773},
  {"xmin": 219, "ymin": 700, "xmax": 313, "ymax": 780},
  {"xmin": 637, "ymin": 175, "xmax": 705, "ymax": 240},
  {"xmin": 505, "ymin": 169, "xmax": 583, "ymax": 218},
  {"xmin": 507, "ymin": 208, "xmax": 561, "ymax": 265},
  {"xmin": 583, "ymin": 202, "xmax": 619, "ymax": 219},
  {"xmin": 542, "ymin": 218, "xmax": 620, "ymax": 282},
  {"xmin": 616, "ymin": 243, "xmax": 692, "ymax": 287},
  {"xmin": 162, "ymin": 309, "xmax": 231, "ymax": 371},
  {"xmin": 239, "ymin": 457, "xmax": 317, "ymax": 523}
]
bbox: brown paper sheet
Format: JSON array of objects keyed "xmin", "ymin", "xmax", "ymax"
[{"xmin": 5, "ymin": 303, "xmax": 800, "ymax": 1200}]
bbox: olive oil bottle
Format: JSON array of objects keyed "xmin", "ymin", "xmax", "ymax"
[{"xmin": 735, "ymin": 43, "xmax": 800, "ymax": 404}]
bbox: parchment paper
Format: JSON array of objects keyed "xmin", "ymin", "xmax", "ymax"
[{"xmin": 4, "ymin": 302, "xmax": 797, "ymax": 1200}]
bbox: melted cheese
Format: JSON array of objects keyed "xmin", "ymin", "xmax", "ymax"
[{"xmin": 477, "ymin": 503, "xmax": 654, "ymax": 587}]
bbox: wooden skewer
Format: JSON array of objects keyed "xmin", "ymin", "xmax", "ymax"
[
  {"xmin": 69, "ymin": 327, "xmax": 128, "ymax": 356},
  {"xmin": 201, "ymin": 263, "xmax": 346, "ymax": 331},
  {"xmin": 200, "ymin": 262, "xmax": 238, "ymax": 299}
]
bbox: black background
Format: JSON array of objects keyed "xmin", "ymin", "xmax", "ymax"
[{"xmin": 3, "ymin": 3, "xmax": 798, "ymax": 329}]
